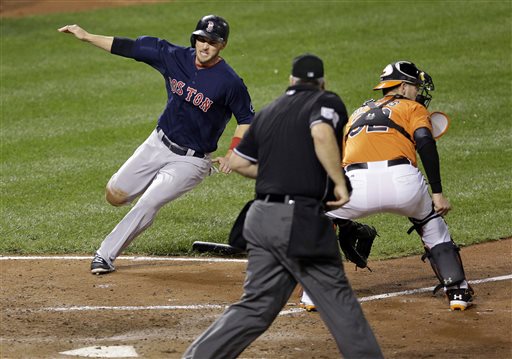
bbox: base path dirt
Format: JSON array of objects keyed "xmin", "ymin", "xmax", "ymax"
[
  {"xmin": 1, "ymin": 239, "xmax": 511, "ymax": 358},
  {"xmin": 0, "ymin": 0, "xmax": 164, "ymax": 18}
]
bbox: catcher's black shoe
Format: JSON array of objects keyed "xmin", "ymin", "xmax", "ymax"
[
  {"xmin": 90, "ymin": 253, "xmax": 115, "ymax": 275},
  {"xmin": 447, "ymin": 288, "xmax": 473, "ymax": 311}
]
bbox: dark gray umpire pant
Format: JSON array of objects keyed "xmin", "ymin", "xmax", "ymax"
[{"xmin": 182, "ymin": 200, "xmax": 383, "ymax": 359}]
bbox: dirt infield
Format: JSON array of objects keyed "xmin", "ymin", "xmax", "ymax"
[
  {"xmin": 0, "ymin": 0, "xmax": 164, "ymax": 18},
  {"xmin": 1, "ymin": 238, "xmax": 511, "ymax": 358}
]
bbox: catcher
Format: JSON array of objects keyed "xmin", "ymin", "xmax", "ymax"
[{"xmin": 302, "ymin": 61, "xmax": 473, "ymax": 311}]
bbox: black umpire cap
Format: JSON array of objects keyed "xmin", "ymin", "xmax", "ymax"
[{"xmin": 292, "ymin": 54, "xmax": 324, "ymax": 79}]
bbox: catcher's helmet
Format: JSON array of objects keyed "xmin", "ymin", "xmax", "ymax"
[
  {"xmin": 374, "ymin": 60, "xmax": 435, "ymax": 108},
  {"xmin": 190, "ymin": 15, "xmax": 229, "ymax": 47},
  {"xmin": 373, "ymin": 61, "xmax": 422, "ymax": 90}
]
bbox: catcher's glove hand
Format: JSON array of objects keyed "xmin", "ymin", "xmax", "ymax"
[{"xmin": 336, "ymin": 220, "xmax": 378, "ymax": 270}]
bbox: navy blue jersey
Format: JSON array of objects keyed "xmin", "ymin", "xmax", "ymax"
[{"xmin": 128, "ymin": 36, "xmax": 254, "ymax": 153}]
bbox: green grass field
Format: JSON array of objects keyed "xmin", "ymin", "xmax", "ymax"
[{"xmin": 1, "ymin": 0, "xmax": 511, "ymax": 258}]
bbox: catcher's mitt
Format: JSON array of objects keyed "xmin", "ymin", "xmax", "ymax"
[{"xmin": 336, "ymin": 220, "xmax": 378, "ymax": 270}]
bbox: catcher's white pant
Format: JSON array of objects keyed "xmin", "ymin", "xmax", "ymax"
[
  {"xmin": 302, "ymin": 160, "xmax": 463, "ymax": 308},
  {"xmin": 97, "ymin": 129, "xmax": 211, "ymax": 266},
  {"xmin": 328, "ymin": 160, "xmax": 451, "ymax": 249},
  {"xmin": 301, "ymin": 161, "xmax": 454, "ymax": 305}
]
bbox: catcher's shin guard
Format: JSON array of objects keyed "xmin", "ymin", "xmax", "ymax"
[{"xmin": 422, "ymin": 241, "xmax": 466, "ymax": 292}]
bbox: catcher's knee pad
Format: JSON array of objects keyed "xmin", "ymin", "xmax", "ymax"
[{"xmin": 424, "ymin": 241, "xmax": 466, "ymax": 287}]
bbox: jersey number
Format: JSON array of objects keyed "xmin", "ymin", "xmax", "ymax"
[{"xmin": 348, "ymin": 108, "xmax": 392, "ymax": 138}]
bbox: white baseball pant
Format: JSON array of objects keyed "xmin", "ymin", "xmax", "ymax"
[
  {"xmin": 328, "ymin": 160, "xmax": 450, "ymax": 249},
  {"xmin": 97, "ymin": 129, "xmax": 211, "ymax": 266}
]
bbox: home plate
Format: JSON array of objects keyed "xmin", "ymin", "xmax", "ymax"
[{"xmin": 60, "ymin": 345, "xmax": 138, "ymax": 357}]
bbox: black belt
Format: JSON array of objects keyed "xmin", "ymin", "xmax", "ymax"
[
  {"xmin": 157, "ymin": 127, "xmax": 205, "ymax": 158},
  {"xmin": 256, "ymin": 193, "xmax": 294, "ymax": 203},
  {"xmin": 345, "ymin": 158, "xmax": 410, "ymax": 172}
]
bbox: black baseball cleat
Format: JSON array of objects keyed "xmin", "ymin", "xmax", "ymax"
[
  {"xmin": 90, "ymin": 253, "xmax": 115, "ymax": 275},
  {"xmin": 446, "ymin": 288, "xmax": 473, "ymax": 311}
]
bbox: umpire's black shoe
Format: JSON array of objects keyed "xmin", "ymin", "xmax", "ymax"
[
  {"xmin": 90, "ymin": 253, "xmax": 115, "ymax": 275},
  {"xmin": 447, "ymin": 288, "xmax": 473, "ymax": 311}
]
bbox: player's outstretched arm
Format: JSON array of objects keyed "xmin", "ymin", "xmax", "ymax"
[{"xmin": 58, "ymin": 24, "xmax": 114, "ymax": 52}]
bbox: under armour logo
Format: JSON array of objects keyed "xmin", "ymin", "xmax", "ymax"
[
  {"xmin": 366, "ymin": 113, "xmax": 376, "ymax": 120},
  {"xmin": 206, "ymin": 21, "xmax": 214, "ymax": 32},
  {"xmin": 444, "ymin": 277, "xmax": 453, "ymax": 285},
  {"xmin": 453, "ymin": 294, "xmax": 462, "ymax": 300}
]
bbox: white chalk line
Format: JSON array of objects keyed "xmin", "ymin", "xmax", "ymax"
[
  {"xmin": 0, "ymin": 255, "xmax": 248, "ymax": 263},
  {"xmin": 45, "ymin": 304, "xmax": 227, "ymax": 312},
  {"xmin": 38, "ymin": 274, "xmax": 511, "ymax": 315},
  {"xmin": 358, "ymin": 274, "xmax": 512, "ymax": 302}
]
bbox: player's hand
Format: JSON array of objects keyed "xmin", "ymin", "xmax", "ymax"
[
  {"xmin": 212, "ymin": 156, "xmax": 232, "ymax": 174},
  {"xmin": 326, "ymin": 183, "xmax": 350, "ymax": 209},
  {"xmin": 58, "ymin": 24, "xmax": 88, "ymax": 40},
  {"xmin": 432, "ymin": 193, "xmax": 452, "ymax": 216}
]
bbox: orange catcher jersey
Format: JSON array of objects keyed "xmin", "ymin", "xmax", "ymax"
[{"xmin": 343, "ymin": 95, "xmax": 432, "ymax": 167}]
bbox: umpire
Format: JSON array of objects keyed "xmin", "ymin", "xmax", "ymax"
[{"xmin": 182, "ymin": 54, "xmax": 383, "ymax": 358}]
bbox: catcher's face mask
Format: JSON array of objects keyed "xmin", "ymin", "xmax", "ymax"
[{"xmin": 416, "ymin": 71, "xmax": 435, "ymax": 108}]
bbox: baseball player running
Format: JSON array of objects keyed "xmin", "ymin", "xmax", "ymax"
[
  {"xmin": 303, "ymin": 61, "xmax": 473, "ymax": 311},
  {"xmin": 58, "ymin": 15, "xmax": 254, "ymax": 274}
]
